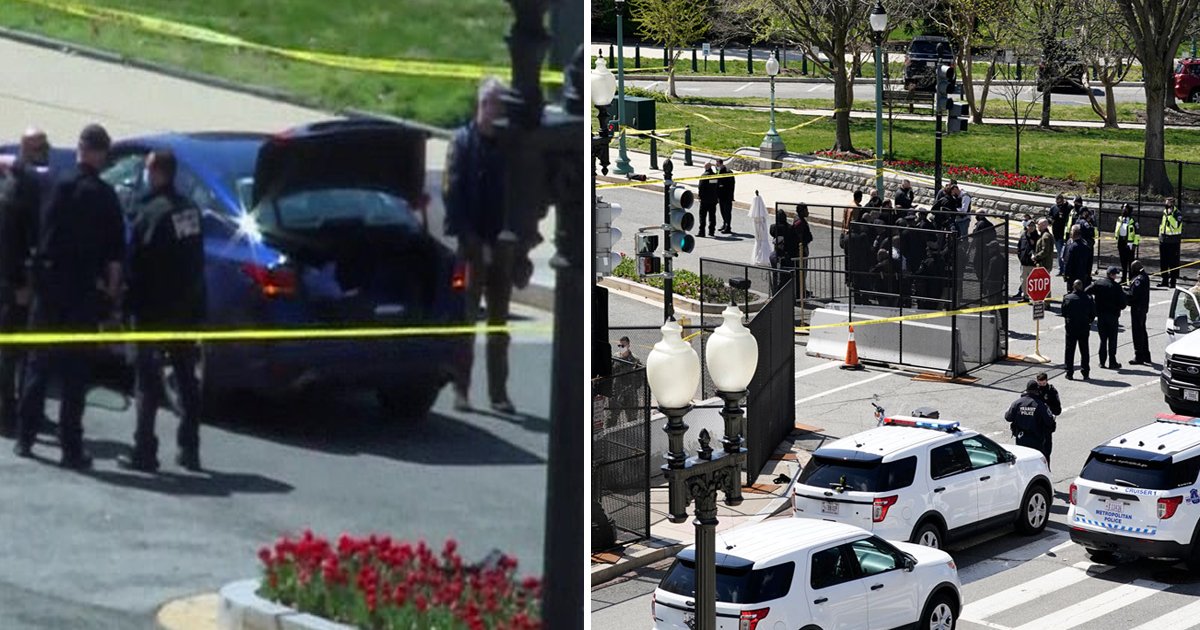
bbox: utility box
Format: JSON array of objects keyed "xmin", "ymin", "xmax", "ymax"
[{"xmin": 609, "ymin": 96, "xmax": 656, "ymax": 130}]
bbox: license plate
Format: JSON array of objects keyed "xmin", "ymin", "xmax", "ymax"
[
  {"xmin": 821, "ymin": 501, "xmax": 839, "ymax": 515},
  {"xmin": 1104, "ymin": 500, "xmax": 1127, "ymax": 514},
  {"xmin": 1186, "ymin": 389, "xmax": 1199, "ymax": 402}
]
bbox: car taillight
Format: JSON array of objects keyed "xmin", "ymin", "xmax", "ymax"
[
  {"xmin": 1069, "ymin": 483, "xmax": 1077, "ymax": 505},
  {"xmin": 873, "ymin": 495, "xmax": 898, "ymax": 522},
  {"xmin": 241, "ymin": 263, "xmax": 296, "ymax": 297},
  {"xmin": 451, "ymin": 261, "xmax": 469, "ymax": 292},
  {"xmin": 1159, "ymin": 496, "xmax": 1183, "ymax": 519},
  {"xmin": 739, "ymin": 608, "xmax": 769, "ymax": 630}
]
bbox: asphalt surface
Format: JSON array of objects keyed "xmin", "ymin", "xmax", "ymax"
[
  {"xmin": 0, "ymin": 36, "xmax": 552, "ymax": 629},
  {"xmin": 629, "ymin": 78, "xmax": 1148, "ymax": 107}
]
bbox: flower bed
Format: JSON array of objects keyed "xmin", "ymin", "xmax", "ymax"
[
  {"xmin": 613, "ymin": 257, "xmax": 741, "ymax": 304},
  {"xmin": 813, "ymin": 151, "xmax": 1043, "ymax": 191},
  {"xmin": 257, "ymin": 531, "xmax": 541, "ymax": 630}
]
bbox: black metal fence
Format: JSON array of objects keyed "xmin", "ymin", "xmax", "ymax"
[
  {"xmin": 699, "ymin": 259, "xmax": 796, "ymax": 484},
  {"xmin": 775, "ymin": 204, "xmax": 1009, "ymax": 375},
  {"xmin": 591, "ymin": 358, "xmax": 651, "ymax": 547},
  {"xmin": 1097, "ymin": 154, "xmax": 1200, "ymax": 273}
]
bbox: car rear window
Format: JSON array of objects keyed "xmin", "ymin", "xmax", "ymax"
[
  {"xmin": 660, "ymin": 559, "xmax": 793, "ymax": 604},
  {"xmin": 909, "ymin": 40, "xmax": 951, "ymax": 57},
  {"xmin": 262, "ymin": 188, "xmax": 420, "ymax": 231},
  {"xmin": 798, "ymin": 455, "xmax": 917, "ymax": 492},
  {"xmin": 1080, "ymin": 452, "xmax": 1200, "ymax": 490}
]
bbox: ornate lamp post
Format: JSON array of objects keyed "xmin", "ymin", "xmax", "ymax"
[
  {"xmin": 870, "ymin": 1, "xmax": 888, "ymax": 200},
  {"xmin": 646, "ymin": 284, "xmax": 758, "ymax": 630},
  {"xmin": 592, "ymin": 55, "xmax": 617, "ymax": 180},
  {"xmin": 759, "ymin": 52, "xmax": 785, "ymax": 166},
  {"xmin": 613, "ymin": 0, "xmax": 635, "ymax": 175}
]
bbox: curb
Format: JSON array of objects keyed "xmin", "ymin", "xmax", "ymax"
[
  {"xmin": 591, "ymin": 541, "xmax": 686, "ymax": 586},
  {"xmin": 218, "ymin": 579, "xmax": 354, "ymax": 630}
]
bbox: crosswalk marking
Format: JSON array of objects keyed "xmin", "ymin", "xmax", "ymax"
[
  {"xmin": 1009, "ymin": 579, "xmax": 1171, "ymax": 630},
  {"xmin": 961, "ymin": 562, "xmax": 1112, "ymax": 622},
  {"xmin": 1128, "ymin": 599, "xmax": 1200, "ymax": 630},
  {"xmin": 956, "ymin": 532, "xmax": 1069, "ymax": 584}
]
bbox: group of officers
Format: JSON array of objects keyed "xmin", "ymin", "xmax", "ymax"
[{"xmin": 0, "ymin": 124, "xmax": 205, "ymax": 472}]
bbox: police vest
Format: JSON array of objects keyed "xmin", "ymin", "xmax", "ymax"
[
  {"xmin": 1115, "ymin": 217, "xmax": 1140, "ymax": 245},
  {"xmin": 1161, "ymin": 212, "xmax": 1183, "ymax": 237}
]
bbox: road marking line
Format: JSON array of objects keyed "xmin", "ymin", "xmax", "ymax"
[
  {"xmin": 1047, "ymin": 539, "xmax": 1075, "ymax": 554},
  {"xmin": 956, "ymin": 531, "xmax": 1069, "ymax": 584},
  {"xmin": 734, "ymin": 82, "xmax": 753, "ymax": 92},
  {"xmin": 1060, "ymin": 378, "xmax": 1157, "ymax": 414},
  {"xmin": 795, "ymin": 362, "xmax": 840, "ymax": 378},
  {"xmin": 1128, "ymin": 598, "xmax": 1200, "ymax": 630},
  {"xmin": 960, "ymin": 562, "xmax": 1113, "ymax": 622},
  {"xmin": 1010, "ymin": 578, "xmax": 1171, "ymax": 630},
  {"xmin": 795, "ymin": 371, "xmax": 893, "ymax": 405},
  {"xmin": 646, "ymin": 81, "xmax": 659, "ymax": 90},
  {"xmin": 808, "ymin": 84, "xmax": 822, "ymax": 92}
]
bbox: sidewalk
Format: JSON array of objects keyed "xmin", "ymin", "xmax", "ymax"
[{"xmin": 591, "ymin": 421, "xmax": 819, "ymax": 586}]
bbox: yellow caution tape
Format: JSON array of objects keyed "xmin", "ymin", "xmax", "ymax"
[
  {"xmin": 625, "ymin": 127, "xmax": 689, "ymax": 135},
  {"xmin": 0, "ymin": 322, "xmax": 551, "ymax": 346},
  {"xmin": 795, "ymin": 302, "xmax": 1026, "ymax": 333},
  {"xmin": 13, "ymin": 0, "xmax": 562, "ymax": 84}
]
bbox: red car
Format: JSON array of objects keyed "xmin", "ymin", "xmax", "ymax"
[{"xmin": 1175, "ymin": 58, "xmax": 1200, "ymax": 103}]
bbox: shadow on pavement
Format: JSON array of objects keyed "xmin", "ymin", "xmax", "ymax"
[{"xmin": 472, "ymin": 407, "xmax": 550, "ymax": 434}]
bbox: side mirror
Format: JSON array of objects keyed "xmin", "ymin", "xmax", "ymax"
[
  {"xmin": 903, "ymin": 554, "xmax": 916, "ymax": 572},
  {"xmin": 1006, "ymin": 451, "xmax": 1017, "ymax": 464},
  {"xmin": 1175, "ymin": 315, "xmax": 1190, "ymax": 334}
]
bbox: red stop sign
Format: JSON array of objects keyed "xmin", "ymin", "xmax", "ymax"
[{"xmin": 1026, "ymin": 267, "xmax": 1052, "ymax": 302}]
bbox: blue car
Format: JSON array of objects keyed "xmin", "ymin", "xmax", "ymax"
[{"xmin": 7, "ymin": 119, "xmax": 472, "ymax": 418}]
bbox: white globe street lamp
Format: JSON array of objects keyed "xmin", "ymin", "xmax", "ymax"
[
  {"xmin": 759, "ymin": 51, "xmax": 785, "ymax": 166},
  {"xmin": 870, "ymin": 1, "xmax": 888, "ymax": 200}
]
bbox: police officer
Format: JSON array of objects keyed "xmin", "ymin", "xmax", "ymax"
[
  {"xmin": 1114, "ymin": 203, "xmax": 1139, "ymax": 283},
  {"xmin": 0, "ymin": 129, "xmax": 53, "ymax": 438},
  {"xmin": 1159, "ymin": 197, "xmax": 1183, "ymax": 288},
  {"xmin": 697, "ymin": 162, "xmax": 719, "ymax": 238},
  {"xmin": 444, "ymin": 77, "xmax": 516, "ymax": 414},
  {"xmin": 117, "ymin": 149, "xmax": 205, "ymax": 472},
  {"xmin": 1126, "ymin": 260, "xmax": 1153, "ymax": 365},
  {"xmin": 1086, "ymin": 266, "xmax": 1128, "ymax": 369},
  {"xmin": 1061, "ymin": 279, "xmax": 1096, "ymax": 381},
  {"xmin": 1006, "ymin": 379, "xmax": 1057, "ymax": 467},
  {"xmin": 715, "ymin": 158, "xmax": 735, "ymax": 234},
  {"xmin": 13, "ymin": 124, "xmax": 124, "ymax": 468},
  {"xmin": 1062, "ymin": 225, "xmax": 1092, "ymax": 294}
]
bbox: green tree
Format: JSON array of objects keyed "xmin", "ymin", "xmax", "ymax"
[
  {"xmin": 931, "ymin": 0, "xmax": 1015, "ymax": 124},
  {"xmin": 629, "ymin": 0, "xmax": 711, "ymax": 98}
]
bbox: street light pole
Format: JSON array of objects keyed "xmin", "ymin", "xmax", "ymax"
[
  {"xmin": 758, "ymin": 52, "xmax": 785, "ymax": 167},
  {"xmin": 934, "ymin": 42, "xmax": 947, "ymax": 194},
  {"xmin": 870, "ymin": 1, "xmax": 888, "ymax": 200},
  {"xmin": 614, "ymin": 0, "xmax": 634, "ymax": 175}
]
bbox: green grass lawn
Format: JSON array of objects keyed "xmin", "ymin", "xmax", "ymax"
[
  {"xmin": 0, "ymin": 0, "xmax": 522, "ymax": 127},
  {"xmin": 600, "ymin": 103, "xmax": 1200, "ymax": 186}
]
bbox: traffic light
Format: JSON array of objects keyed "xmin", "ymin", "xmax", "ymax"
[
  {"xmin": 666, "ymin": 184, "xmax": 696, "ymax": 254},
  {"xmin": 636, "ymin": 233, "xmax": 661, "ymax": 276},
  {"xmin": 946, "ymin": 98, "xmax": 968, "ymax": 134},
  {"xmin": 595, "ymin": 198, "xmax": 624, "ymax": 277}
]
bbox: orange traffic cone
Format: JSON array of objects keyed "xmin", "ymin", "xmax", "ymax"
[{"xmin": 840, "ymin": 324, "xmax": 865, "ymax": 370}]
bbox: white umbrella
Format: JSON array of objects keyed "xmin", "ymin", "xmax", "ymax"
[{"xmin": 749, "ymin": 191, "xmax": 772, "ymax": 267}]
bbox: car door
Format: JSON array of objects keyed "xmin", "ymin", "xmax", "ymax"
[
  {"xmin": 806, "ymin": 543, "xmax": 869, "ymax": 630},
  {"xmin": 849, "ymin": 536, "xmax": 920, "ymax": 630},
  {"xmin": 963, "ymin": 435, "xmax": 1021, "ymax": 520},
  {"xmin": 927, "ymin": 440, "xmax": 979, "ymax": 532},
  {"xmin": 1167, "ymin": 287, "xmax": 1200, "ymax": 339}
]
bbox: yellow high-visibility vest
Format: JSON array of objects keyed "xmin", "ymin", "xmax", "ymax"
[
  {"xmin": 1115, "ymin": 217, "xmax": 1140, "ymax": 245},
  {"xmin": 1161, "ymin": 212, "xmax": 1183, "ymax": 237}
]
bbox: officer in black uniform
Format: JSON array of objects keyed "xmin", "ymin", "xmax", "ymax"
[
  {"xmin": 1086, "ymin": 266, "xmax": 1128, "ymax": 369},
  {"xmin": 13, "ymin": 124, "xmax": 125, "ymax": 469},
  {"xmin": 118, "ymin": 149, "xmax": 205, "ymax": 472},
  {"xmin": 1005, "ymin": 379, "xmax": 1057, "ymax": 468},
  {"xmin": 1126, "ymin": 260, "xmax": 1153, "ymax": 365},
  {"xmin": 1061, "ymin": 279, "xmax": 1096, "ymax": 381},
  {"xmin": 0, "ymin": 129, "xmax": 53, "ymax": 437}
]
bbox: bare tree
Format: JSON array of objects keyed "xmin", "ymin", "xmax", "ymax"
[
  {"xmin": 993, "ymin": 40, "xmax": 1046, "ymax": 174},
  {"xmin": 1074, "ymin": 0, "xmax": 1137, "ymax": 129},
  {"xmin": 629, "ymin": 0, "xmax": 711, "ymax": 98},
  {"xmin": 1019, "ymin": 0, "xmax": 1078, "ymax": 129},
  {"xmin": 1114, "ymin": 0, "xmax": 1200, "ymax": 194},
  {"xmin": 931, "ymin": 0, "xmax": 1015, "ymax": 124}
]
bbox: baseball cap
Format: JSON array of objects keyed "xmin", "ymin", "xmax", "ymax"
[
  {"xmin": 1073, "ymin": 195, "xmax": 1083, "ymax": 202},
  {"xmin": 1026, "ymin": 379, "xmax": 1040, "ymax": 392},
  {"xmin": 1107, "ymin": 266, "xmax": 1121, "ymax": 276},
  {"xmin": 78, "ymin": 124, "xmax": 111, "ymax": 151}
]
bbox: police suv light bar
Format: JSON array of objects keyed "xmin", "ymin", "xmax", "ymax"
[
  {"xmin": 1155, "ymin": 413, "xmax": 1200, "ymax": 426},
  {"xmin": 882, "ymin": 416, "xmax": 961, "ymax": 432}
]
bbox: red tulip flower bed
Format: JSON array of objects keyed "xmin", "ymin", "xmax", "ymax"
[
  {"xmin": 257, "ymin": 531, "xmax": 542, "ymax": 629},
  {"xmin": 813, "ymin": 151, "xmax": 1043, "ymax": 191}
]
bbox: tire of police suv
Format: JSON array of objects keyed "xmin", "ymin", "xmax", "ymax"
[
  {"xmin": 911, "ymin": 521, "xmax": 944, "ymax": 549},
  {"xmin": 377, "ymin": 383, "xmax": 441, "ymax": 420},
  {"xmin": 1015, "ymin": 484, "xmax": 1051, "ymax": 535},
  {"xmin": 1085, "ymin": 548, "xmax": 1116, "ymax": 564},
  {"xmin": 920, "ymin": 591, "xmax": 957, "ymax": 630}
]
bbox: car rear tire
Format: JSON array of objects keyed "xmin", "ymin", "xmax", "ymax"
[
  {"xmin": 1190, "ymin": 89, "xmax": 1200, "ymax": 104},
  {"xmin": 1015, "ymin": 484, "xmax": 1051, "ymax": 535},
  {"xmin": 920, "ymin": 591, "xmax": 958, "ymax": 630},
  {"xmin": 377, "ymin": 383, "xmax": 443, "ymax": 420},
  {"xmin": 1085, "ymin": 548, "xmax": 1116, "ymax": 564},
  {"xmin": 912, "ymin": 521, "xmax": 944, "ymax": 549}
]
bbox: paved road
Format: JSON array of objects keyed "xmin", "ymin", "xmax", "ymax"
[
  {"xmin": 630, "ymin": 78, "xmax": 1147, "ymax": 106},
  {"xmin": 0, "ymin": 36, "xmax": 551, "ymax": 629}
]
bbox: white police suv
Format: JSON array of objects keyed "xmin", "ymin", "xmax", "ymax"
[
  {"xmin": 1068, "ymin": 413, "xmax": 1200, "ymax": 568},
  {"xmin": 792, "ymin": 416, "xmax": 1053, "ymax": 549},
  {"xmin": 652, "ymin": 519, "xmax": 961, "ymax": 630}
]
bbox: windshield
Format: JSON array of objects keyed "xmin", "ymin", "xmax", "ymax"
[
  {"xmin": 798, "ymin": 455, "xmax": 917, "ymax": 492},
  {"xmin": 1080, "ymin": 452, "xmax": 1200, "ymax": 490},
  {"xmin": 257, "ymin": 187, "xmax": 421, "ymax": 232},
  {"xmin": 659, "ymin": 559, "xmax": 793, "ymax": 604},
  {"xmin": 910, "ymin": 40, "xmax": 951, "ymax": 57}
]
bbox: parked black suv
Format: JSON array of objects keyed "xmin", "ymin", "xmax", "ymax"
[
  {"xmin": 904, "ymin": 35, "xmax": 956, "ymax": 92},
  {"xmin": 1036, "ymin": 41, "xmax": 1088, "ymax": 93}
]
